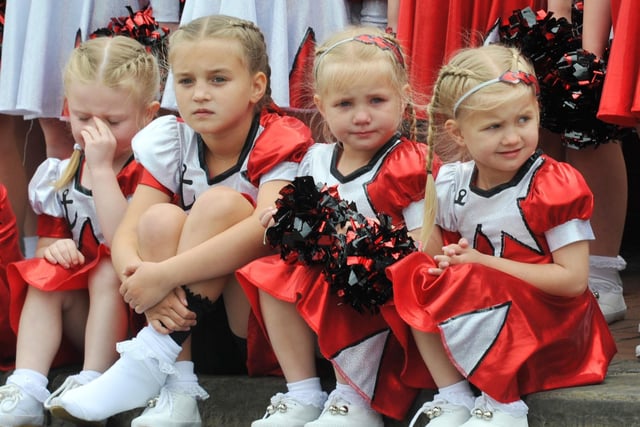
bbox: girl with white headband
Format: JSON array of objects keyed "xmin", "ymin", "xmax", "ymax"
[
  {"xmin": 238, "ymin": 25, "xmax": 437, "ymax": 426},
  {"xmin": 386, "ymin": 44, "xmax": 616, "ymax": 427}
]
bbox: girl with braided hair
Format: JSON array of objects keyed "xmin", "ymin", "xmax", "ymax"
[
  {"xmin": 237, "ymin": 25, "xmax": 435, "ymax": 427},
  {"xmin": 54, "ymin": 14, "xmax": 313, "ymax": 426},
  {"xmin": 385, "ymin": 44, "xmax": 615, "ymax": 427},
  {"xmin": 0, "ymin": 36, "xmax": 161, "ymax": 427}
]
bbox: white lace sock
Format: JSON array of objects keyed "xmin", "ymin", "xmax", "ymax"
[
  {"xmin": 285, "ymin": 377, "xmax": 326, "ymax": 408},
  {"xmin": 437, "ymin": 380, "xmax": 475, "ymax": 410},
  {"xmin": 6, "ymin": 369, "xmax": 49, "ymax": 402},
  {"xmin": 164, "ymin": 361, "xmax": 209, "ymax": 400},
  {"xmin": 59, "ymin": 326, "xmax": 181, "ymax": 421}
]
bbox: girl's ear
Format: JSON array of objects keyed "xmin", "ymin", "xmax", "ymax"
[
  {"xmin": 313, "ymin": 94, "xmax": 325, "ymax": 117},
  {"xmin": 250, "ymin": 71, "xmax": 268, "ymax": 104},
  {"xmin": 445, "ymin": 118, "xmax": 465, "ymax": 147},
  {"xmin": 144, "ymin": 101, "xmax": 161, "ymax": 123}
]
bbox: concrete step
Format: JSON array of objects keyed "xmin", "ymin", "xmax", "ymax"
[{"xmin": 3, "ymin": 360, "xmax": 639, "ymax": 427}]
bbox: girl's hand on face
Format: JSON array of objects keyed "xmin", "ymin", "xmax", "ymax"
[
  {"xmin": 43, "ymin": 238, "xmax": 85, "ymax": 268},
  {"xmin": 81, "ymin": 117, "xmax": 117, "ymax": 173}
]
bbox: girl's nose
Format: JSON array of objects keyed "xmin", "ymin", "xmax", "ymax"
[
  {"xmin": 192, "ymin": 82, "xmax": 211, "ymax": 101},
  {"xmin": 353, "ymin": 108, "xmax": 372, "ymax": 124},
  {"xmin": 503, "ymin": 127, "xmax": 520, "ymax": 144}
]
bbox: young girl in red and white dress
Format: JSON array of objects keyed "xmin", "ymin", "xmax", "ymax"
[
  {"xmin": 0, "ymin": 36, "xmax": 161, "ymax": 427},
  {"xmin": 55, "ymin": 14, "xmax": 313, "ymax": 427},
  {"xmin": 237, "ymin": 26, "xmax": 436, "ymax": 427},
  {"xmin": 385, "ymin": 44, "xmax": 616, "ymax": 427}
]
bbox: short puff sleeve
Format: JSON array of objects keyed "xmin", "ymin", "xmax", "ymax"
[
  {"xmin": 246, "ymin": 112, "xmax": 313, "ymax": 187},
  {"xmin": 434, "ymin": 162, "xmax": 466, "ymax": 232},
  {"xmin": 133, "ymin": 115, "xmax": 189, "ymax": 195},
  {"xmin": 524, "ymin": 159, "xmax": 593, "ymax": 235},
  {"xmin": 28, "ymin": 158, "xmax": 67, "ymax": 218},
  {"xmin": 369, "ymin": 139, "xmax": 430, "ymax": 227}
]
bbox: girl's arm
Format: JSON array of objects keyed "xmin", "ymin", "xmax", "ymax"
[
  {"xmin": 422, "ymin": 225, "xmax": 444, "ymax": 256},
  {"xmin": 34, "ymin": 236, "xmax": 62, "ymax": 258},
  {"xmin": 89, "ymin": 166, "xmax": 129, "ymax": 247},
  {"xmin": 148, "ymin": 179, "xmax": 288, "ymax": 296},
  {"xmin": 441, "ymin": 239, "xmax": 590, "ymax": 297},
  {"xmin": 111, "ymin": 184, "xmax": 171, "ymax": 282},
  {"xmin": 83, "ymin": 118, "xmax": 130, "ymax": 246},
  {"xmin": 582, "ymin": 0, "xmax": 612, "ymax": 58},
  {"xmin": 546, "ymin": 0, "xmax": 573, "ymax": 20}
]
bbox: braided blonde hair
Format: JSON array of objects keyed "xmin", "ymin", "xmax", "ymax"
[
  {"xmin": 168, "ymin": 14, "xmax": 273, "ymax": 112},
  {"xmin": 56, "ymin": 36, "xmax": 160, "ymax": 189},
  {"xmin": 420, "ymin": 44, "xmax": 537, "ymax": 246}
]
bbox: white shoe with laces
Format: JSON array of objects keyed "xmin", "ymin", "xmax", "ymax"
[
  {"xmin": 252, "ymin": 392, "xmax": 324, "ymax": 427},
  {"xmin": 131, "ymin": 386, "xmax": 207, "ymax": 427},
  {"xmin": 0, "ymin": 384, "xmax": 45, "ymax": 427},
  {"xmin": 304, "ymin": 389, "xmax": 383, "ymax": 427},
  {"xmin": 408, "ymin": 398, "xmax": 471, "ymax": 427}
]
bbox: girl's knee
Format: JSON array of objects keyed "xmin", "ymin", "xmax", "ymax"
[
  {"xmin": 137, "ymin": 203, "xmax": 186, "ymax": 244},
  {"xmin": 190, "ymin": 186, "xmax": 254, "ymax": 221}
]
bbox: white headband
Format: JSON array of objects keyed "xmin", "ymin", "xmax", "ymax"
[{"xmin": 452, "ymin": 70, "xmax": 539, "ymax": 116}]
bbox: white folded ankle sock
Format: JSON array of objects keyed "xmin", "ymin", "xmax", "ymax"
[
  {"xmin": 76, "ymin": 370, "xmax": 100, "ymax": 384},
  {"xmin": 589, "ymin": 255, "xmax": 626, "ymax": 293},
  {"xmin": 7, "ymin": 369, "xmax": 49, "ymax": 402},
  {"xmin": 286, "ymin": 377, "xmax": 326, "ymax": 408},
  {"xmin": 437, "ymin": 380, "xmax": 475, "ymax": 410},
  {"xmin": 334, "ymin": 382, "xmax": 369, "ymax": 409},
  {"xmin": 165, "ymin": 361, "xmax": 209, "ymax": 400},
  {"xmin": 59, "ymin": 326, "xmax": 181, "ymax": 421}
]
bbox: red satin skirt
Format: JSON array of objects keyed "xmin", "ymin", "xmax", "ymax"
[
  {"xmin": 237, "ymin": 254, "xmax": 422, "ymax": 420},
  {"xmin": 386, "ymin": 252, "xmax": 616, "ymax": 403}
]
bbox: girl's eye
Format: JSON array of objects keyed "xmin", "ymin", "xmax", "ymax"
[
  {"xmin": 212, "ymin": 76, "xmax": 227, "ymax": 84},
  {"xmin": 371, "ymin": 97, "xmax": 385, "ymax": 104},
  {"xmin": 336, "ymin": 100, "xmax": 351, "ymax": 108},
  {"xmin": 177, "ymin": 78, "xmax": 193, "ymax": 85}
]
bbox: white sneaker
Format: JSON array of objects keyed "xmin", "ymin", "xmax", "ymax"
[
  {"xmin": 408, "ymin": 398, "xmax": 471, "ymax": 427},
  {"xmin": 589, "ymin": 257, "xmax": 627, "ymax": 323},
  {"xmin": 252, "ymin": 393, "xmax": 323, "ymax": 427},
  {"xmin": 0, "ymin": 384, "xmax": 45, "ymax": 427},
  {"xmin": 590, "ymin": 285, "xmax": 627, "ymax": 323},
  {"xmin": 304, "ymin": 389, "xmax": 383, "ymax": 427},
  {"xmin": 131, "ymin": 387, "xmax": 204, "ymax": 427}
]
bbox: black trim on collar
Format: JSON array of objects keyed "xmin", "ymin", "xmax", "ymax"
[
  {"xmin": 197, "ymin": 114, "xmax": 261, "ymax": 185},
  {"xmin": 329, "ymin": 132, "xmax": 401, "ymax": 183}
]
